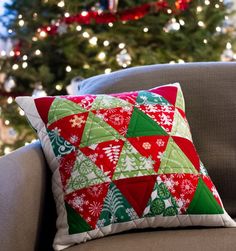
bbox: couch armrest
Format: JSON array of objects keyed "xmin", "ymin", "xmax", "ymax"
[{"xmin": 0, "ymin": 141, "xmax": 49, "ymax": 251}]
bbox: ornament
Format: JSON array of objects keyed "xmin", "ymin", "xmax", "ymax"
[
  {"xmin": 32, "ymin": 83, "xmax": 47, "ymax": 97},
  {"xmin": 0, "ymin": 119, "xmax": 17, "ymax": 144},
  {"xmin": 4, "ymin": 77, "xmax": 16, "ymax": 92},
  {"xmin": 163, "ymin": 18, "xmax": 180, "ymax": 32},
  {"xmin": 116, "ymin": 49, "xmax": 131, "ymax": 68},
  {"xmin": 57, "ymin": 22, "xmax": 67, "ymax": 35},
  {"xmin": 109, "ymin": 0, "xmax": 119, "ymax": 13},
  {"xmin": 221, "ymin": 48, "xmax": 236, "ymax": 62}
]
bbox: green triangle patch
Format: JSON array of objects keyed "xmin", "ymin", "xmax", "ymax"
[
  {"xmin": 143, "ymin": 176, "xmax": 179, "ymax": 217},
  {"xmin": 48, "ymin": 98, "xmax": 86, "ymax": 126},
  {"xmin": 80, "ymin": 112, "xmax": 123, "ymax": 148},
  {"xmin": 91, "ymin": 95, "xmax": 132, "ymax": 110},
  {"xmin": 98, "ymin": 182, "xmax": 139, "ymax": 227},
  {"xmin": 175, "ymin": 86, "xmax": 185, "ymax": 112},
  {"xmin": 136, "ymin": 91, "xmax": 170, "ymax": 106},
  {"xmin": 170, "ymin": 109, "xmax": 192, "ymax": 141},
  {"xmin": 126, "ymin": 107, "xmax": 168, "ymax": 137},
  {"xmin": 112, "ymin": 141, "xmax": 156, "ymax": 180},
  {"xmin": 65, "ymin": 202, "xmax": 92, "ymax": 234},
  {"xmin": 65, "ymin": 150, "xmax": 111, "ymax": 194},
  {"xmin": 187, "ymin": 178, "xmax": 224, "ymax": 214},
  {"xmin": 158, "ymin": 137, "xmax": 198, "ymax": 174},
  {"xmin": 47, "ymin": 128, "xmax": 75, "ymax": 157}
]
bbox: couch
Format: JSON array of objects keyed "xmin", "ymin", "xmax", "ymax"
[{"xmin": 0, "ymin": 62, "xmax": 235, "ymax": 251}]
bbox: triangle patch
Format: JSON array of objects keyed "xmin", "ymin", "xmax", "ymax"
[
  {"xmin": 91, "ymin": 95, "xmax": 132, "ymax": 110},
  {"xmin": 112, "ymin": 141, "xmax": 156, "ymax": 180},
  {"xmin": 172, "ymin": 136, "xmax": 200, "ymax": 171},
  {"xmin": 187, "ymin": 178, "xmax": 224, "ymax": 214},
  {"xmin": 92, "ymin": 106, "xmax": 134, "ymax": 136},
  {"xmin": 136, "ymin": 90, "xmax": 170, "ymax": 106},
  {"xmin": 65, "ymin": 182, "xmax": 110, "ymax": 229},
  {"xmin": 48, "ymin": 112, "xmax": 89, "ymax": 147},
  {"xmin": 126, "ymin": 107, "xmax": 168, "ymax": 137},
  {"xmin": 136, "ymin": 104, "xmax": 175, "ymax": 133},
  {"xmin": 80, "ymin": 112, "xmax": 123, "ymax": 148},
  {"xmin": 48, "ymin": 98, "xmax": 87, "ymax": 126},
  {"xmin": 158, "ymin": 137, "xmax": 198, "ymax": 175},
  {"xmin": 111, "ymin": 91, "xmax": 138, "ymax": 106},
  {"xmin": 65, "ymin": 150, "xmax": 111, "ymax": 194},
  {"xmin": 143, "ymin": 176, "xmax": 179, "ymax": 217},
  {"xmin": 127, "ymin": 136, "xmax": 169, "ymax": 172},
  {"xmin": 150, "ymin": 85, "xmax": 178, "ymax": 107},
  {"xmin": 114, "ymin": 175, "xmax": 157, "ymax": 217},
  {"xmin": 65, "ymin": 202, "xmax": 92, "ymax": 234},
  {"xmin": 80, "ymin": 139, "xmax": 125, "ymax": 179},
  {"xmin": 63, "ymin": 94, "xmax": 97, "ymax": 110},
  {"xmin": 34, "ymin": 97, "xmax": 55, "ymax": 125},
  {"xmin": 98, "ymin": 182, "xmax": 139, "ymax": 227},
  {"xmin": 160, "ymin": 174, "xmax": 199, "ymax": 213}
]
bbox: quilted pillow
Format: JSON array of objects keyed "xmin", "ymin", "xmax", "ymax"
[{"xmin": 16, "ymin": 83, "xmax": 235, "ymax": 251}]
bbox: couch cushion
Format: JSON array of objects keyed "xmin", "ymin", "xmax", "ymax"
[
  {"xmin": 78, "ymin": 62, "xmax": 236, "ymax": 218},
  {"xmin": 64, "ymin": 227, "xmax": 236, "ymax": 251}
]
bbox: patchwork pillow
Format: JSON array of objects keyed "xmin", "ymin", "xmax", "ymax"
[{"xmin": 16, "ymin": 83, "xmax": 236, "ymax": 251}]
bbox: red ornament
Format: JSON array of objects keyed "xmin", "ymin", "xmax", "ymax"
[{"xmin": 175, "ymin": 0, "xmax": 190, "ymax": 11}]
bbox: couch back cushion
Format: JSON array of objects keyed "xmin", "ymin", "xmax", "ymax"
[{"xmin": 78, "ymin": 62, "xmax": 236, "ymax": 218}]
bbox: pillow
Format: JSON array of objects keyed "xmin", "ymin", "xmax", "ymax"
[{"xmin": 16, "ymin": 83, "xmax": 236, "ymax": 251}]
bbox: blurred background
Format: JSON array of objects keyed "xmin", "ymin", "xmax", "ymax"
[{"xmin": 0, "ymin": 0, "xmax": 236, "ymax": 156}]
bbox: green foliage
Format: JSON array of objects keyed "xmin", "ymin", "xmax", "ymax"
[{"xmin": 0, "ymin": 0, "xmax": 235, "ymax": 155}]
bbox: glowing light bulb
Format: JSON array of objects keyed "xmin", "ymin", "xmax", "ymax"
[
  {"xmin": 66, "ymin": 65, "xmax": 72, "ymax": 72},
  {"xmin": 103, "ymin": 40, "xmax": 110, "ymax": 47},
  {"xmin": 97, "ymin": 52, "xmax": 106, "ymax": 61},
  {"xmin": 57, "ymin": 1, "xmax": 65, "ymax": 8}
]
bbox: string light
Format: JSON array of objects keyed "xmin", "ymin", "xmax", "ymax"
[
  {"xmin": 0, "ymin": 50, "xmax": 6, "ymax": 57},
  {"xmin": 32, "ymin": 36, "xmax": 38, "ymax": 41},
  {"xmin": 83, "ymin": 63, "xmax": 90, "ymax": 69},
  {"xmin": 22, "ymin": 62, "xmax": 28, "ymax": 68},
  {"xmin": 22, "ymin": 55, "xmax": 28, "ymax": 61},
  {"xmin": 118, "ymin": 43, "xmax": 125, "ymax": 49},
  {"xmin": 76, "ymin": 25, "xmax": 82, "ymax": 31},
  {"xmin": 196, "ymin": 6, "xmax": 203, "ymax": 12},
  {"xmin": 18, "ymin": 20, "xmax": 25, "ymax": 27},
  {"xmin": 57, "ymin": 1, "xmax": 65, "ymax": 8},
  {"xmin": 82, "ymin": 31, "xmax": 90, "ymax": 38},
  {"xmin": 97, "ymin": 51, "xmax": 106, "ymax": 61},
  {"xmin": 19, "ymin": 109, "xmax": 25, "ymax": 116},
  {"xmin": 81, "ymin": 11, "xmax": 88, "ymax": 17},
  {"xmin": 203, "ymin": 39, "xmax": 208, "ymax": 44},
  {"xmin": 66, "ymin": 65, "xmax": 72, "ymax": 72},
  {"xmin": 143, "ymin": 27, "xmax": 149, "ymax": 32},
  {"xmin": 205, "ymin": 0, "xmax": 210, "ymax": 5},
  {"xmin": 35, "ymin": 49, "xmax": 42, "ymax": 55},
  {"xmin": 103, "ymin": 40, "xmax": 110, "ymax": 46},
  {"xmin": 167, "ymin": 9, "xmax": 172, "ymax": 14},
  {"xmin": 216, "ymin": 26, "xmax": 221, "ymax": 32},
  {"xmin": 18, "ymin": 14, "xmax": 22, "ymax": 19},
  {"xmin": 5, "ymin": 120, "xmax": 10, "ymax": 125},
  {"xmin": 105, "ymin": 68, "xmax": 112, "ymax": 74},
  {"xmin": 64, "ymin": 12, "xmax": 70, "ymax": 17},
  {"xmin": 4, "ymin": 147, "xmax": 12, "ymax": 155},
  {"xmin": 8, "ymin": 29, "xmax": 12, "ymax": 34},
  {"xmin": 179, "ymin": 19, "xmax": 185, "ymax": 26},
  {"xmin": 198, "ymin": 21, "xmax": 205, "ymax": 27},
  {"xmin": 12, "ymin": 64, "xmax": 19, "ymax": 70},
  {"xmin": 7, "ymin": 97, "xmax": 13, "ymax": 104},
  {"xmin": 39, "ymin": 31, "xmax": 47, "ymax": 38},
  {"xmin": 89, "ymin": 36, "xmax": 98, "ymax": 46},
  {"xmin": 215, "ymin": 4, "xmax": 219, "ymax": 8},
  {"xmin": 108, "ymin": 22, "xmax": 113, "ymax": 27},
  {"xmin": 9, "ymin": 51, "xmax": 15, "ymax": 56},
  {"xmin": 226, "ymin": 42, "xmax": 232, "ymax": 50},
  {"xmin": 55, "ymin": 84, "xmax": 63, "ymax": 91}
]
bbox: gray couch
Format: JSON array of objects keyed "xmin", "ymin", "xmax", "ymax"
[{"xmin": 0, "ymin": 62, "xmax": 236, "ymax": 251}]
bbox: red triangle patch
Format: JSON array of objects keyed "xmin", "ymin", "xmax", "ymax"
[
  {"xmin": 62, "ymin": 95, "xmax": 97, "ymax": 110},
  {"xmin": 160, "ymin": 174, "xmax": 199, "ymax": 213},
  {"xmin": 172, "ymin": 136, "xmax": 200, "ymax": 171},
  {"xmin": 111, "ymin": 91, "xmax": 138, "ymax": 105},
  {"xmin": 114, "ymin": 175, "xmax": 157, "ymax": 217},
  {"xmin": 65, "ymin": 182, "xmax": 110, "ymax": 229},
  {"xmin": 201, "ymin": 175, "xmax": 222, "ymax": 207},
  {"xmin": 92, "ymin": 107, "xmax": 134, "ymax": 136},
  {"xmin": 150, "ymin": 86, "xmax": 178, "ymax": 107},
  {"xmin": 35, "ymin": 97, "xmax": 55, "ymax": 125},
  {"xmin": 59, "ymin": 151, "xmax": 77, "ymax": 190},
  {"xmin": 47, "ymin": 112, "xmax": 89, "ymax": 147},
  {"xmin": 137, "ymin": 104, "xmax": 175, "ymax": 133},
  {"xmin": 128, "ymin": 136, "xmax": 169, "ymax": 172},
  {"xmin": 80, "ymin": 140, "xmax": 125, "ymax": 179}
]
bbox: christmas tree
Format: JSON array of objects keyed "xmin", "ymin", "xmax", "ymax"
[{"xmin": 0, "ymin": 0, "xmax": 235, "ymax": 156}]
